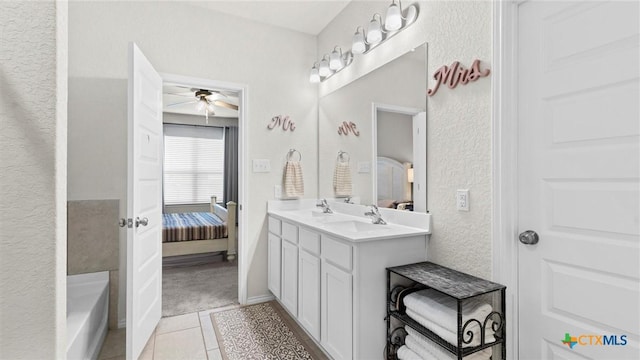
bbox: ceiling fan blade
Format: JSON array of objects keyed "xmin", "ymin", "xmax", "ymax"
[
  {"xmin": 165, "ymin": 100, "xmax": 198, "ymax": 107},
  {"xmin": 166, "ymin": 92, "xmax": 195, "ymax": 97},
  {"xmin": 213, "ymin": 100, "xmax": 239, "ymax": 111}
]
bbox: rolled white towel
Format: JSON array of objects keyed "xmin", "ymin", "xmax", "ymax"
[
  {"xmin": 397, "ymin": 345, "xmax": 422, "ymax": 360},
  {"xmin": 403, "ymin": 289, "xmax": 493, "ymax": 335},
  {"xmin": 405, "ymin": 308, "xmax": 494, "ymax": 347},
  {"xmin": 405, "ymin": 328, "xmax": 492, "ymax": 360}
]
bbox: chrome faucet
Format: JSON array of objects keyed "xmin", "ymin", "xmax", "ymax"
[
  {"xmin": 343, "ymin": 196, "xmax": 353, "ymax": 204},
  {"xmin": 365, "ymin": 205, "xmax": 387, "ymax": 225},
  {"xmin": 316, "ymin": 199, "xmax": 333, "ymax": 214}
]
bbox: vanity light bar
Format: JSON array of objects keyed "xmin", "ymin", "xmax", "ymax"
[{"xmin": 309, "ymin": 0, "xmax": 419, "ymax": 84}]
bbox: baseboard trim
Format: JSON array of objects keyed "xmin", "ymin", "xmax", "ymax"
[{"xmin": 246, "ymin": 294, "xmax": 275, "ymax": 305}]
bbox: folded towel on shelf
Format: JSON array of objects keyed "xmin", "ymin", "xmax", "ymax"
[
  {"xmin": 283, "ymin": 161, "xmax": 304, "ymax": 197},
  {"xmin": 333, "ymin": 161, "xmax": 352, "ymax": 197},
  {"xmin": 397, "ymin": 345, "xmax": 422, "ymax": 360},
  {"xmin": 403, "ymin": 289, "xmax": 493, "ymax": 341},
  {"xmin": 405, "ymin": 308, "xmax": 495, "ymax": 347},
  {"xmin": 405, "ymin": 328, "xmax": 492, "ymax": 360}
]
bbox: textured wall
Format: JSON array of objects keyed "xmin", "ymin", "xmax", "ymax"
[
  {"xmin": 0, "ymin": 1, "xmax": 67, "ymax": 358},
  {"xmin": 67, "ymin": 1, "xmax": 318, "ymax": 323},
  {"xmin": 318, "ymin": 1, "xmax": 493, "ymax": 278}
]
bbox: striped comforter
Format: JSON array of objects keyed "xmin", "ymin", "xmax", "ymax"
[{"xmin": 162, "ymin": 212, "xmax": 227, "ymax": 243}]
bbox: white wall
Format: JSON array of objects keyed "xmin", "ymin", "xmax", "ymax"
[
  {"xmin": 0, "ymin": 1, "xmax": 67, "ymax": 358},
  {"xmin": 318, "ymin": 1, "xmax": 493, "ymax": 278},
  {"xmin": 68, "ymin": 1, "xmax": 318, "ymax": 323}
]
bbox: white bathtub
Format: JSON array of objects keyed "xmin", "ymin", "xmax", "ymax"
[{"xmin": 67, "ymin": 271, "xmax": 109, "ymax": 360}]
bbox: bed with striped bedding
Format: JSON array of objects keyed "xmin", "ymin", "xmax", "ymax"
[{"xmin": 162, "ymin": 212, "xmax": 227, "ymax": 242}]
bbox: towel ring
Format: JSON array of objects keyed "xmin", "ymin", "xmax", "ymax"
[
  {"xmin": 337, "ymin": 151, "xmax": 350, "ymax": 163},
  {"xmin": 287, "ymin": 149, "xmax": 302, "ymax": 161}
]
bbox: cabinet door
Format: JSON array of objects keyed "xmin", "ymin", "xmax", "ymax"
[
  {"xmin": 321, "ymin": 261, "xmax": 352, "ymax": 360},
  {"xmin": 281, "ymin": 239, "xmax": 298, "ymax": 316},
  {"xmin": 298, "ymin": 250, "xmax": 320, "ymax": 341},
  {"xmin": 267, "ymin": 233, "xmax": 281, "ymax": 299}
]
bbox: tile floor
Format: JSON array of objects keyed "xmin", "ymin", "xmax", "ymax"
[{"xmin": 97, "ymin": 304, "xmax": 240, "ymax": 360}]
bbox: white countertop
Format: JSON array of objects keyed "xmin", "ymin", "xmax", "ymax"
[{"xmin": 267, "ymin": 199, "xmax": 431, "ymax": 243}]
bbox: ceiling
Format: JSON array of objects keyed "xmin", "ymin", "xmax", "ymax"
[{"xmin": 187, "ymin": 0, "xmax": 351, "ymax": 35}]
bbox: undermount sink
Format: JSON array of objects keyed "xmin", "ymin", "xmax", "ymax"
[{"xmin": 324, "ymin": 220, "xmax": 388, "ymax": 233}]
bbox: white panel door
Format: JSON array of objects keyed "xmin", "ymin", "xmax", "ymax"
[
  {"xmin": 298, "ymin": 250, "xmax": 321, "ymax": 341},
  {"xmin": 126, "ymin": 43, "xmax": 163, "ymax": 360},
  {"xmin": 517, "ymin": 2, "xmax": 639, "ymax": 359},
  {"xmin": 413, "ymin": 112, "xmax": 427, "ymax": 212},
  {"xmin": 281, "ymin": 239, "xmax": 298, "ymax": 316},
  {"xmin": 321, "ymin": 261, "xmax": 352, "ymax": 360},
  {"xmin": 268, "ymin": 232, "xmax": 281, "ymax": 299}
]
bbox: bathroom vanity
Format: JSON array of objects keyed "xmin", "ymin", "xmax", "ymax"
[{"xmin": 267, "ymin": 200, "xmax": 431, "ymax": 360}]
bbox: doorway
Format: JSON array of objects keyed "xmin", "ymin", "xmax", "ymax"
[
  {"xmin": 493, "ymin": 1, "xmax": 639, "ymax": 359},
  {"xmin": 160, "ymin": 80, "xmax": 242, "ymax": 317},
  {"xmin": 161, "ymin": 74, "xmax": 247, "ymax": 316}
]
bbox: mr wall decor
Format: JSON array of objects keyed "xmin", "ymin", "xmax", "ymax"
[
  {"xmin": 427, "ymin": 59, "xmax": 490, "ymax": 96},
  {"xmin": 268, "ymin": 115, "xmax": 296, "ymax": 132},
  {"xmin": 337, "ymin": 121, "xmax": 360, "ymax": 136}
]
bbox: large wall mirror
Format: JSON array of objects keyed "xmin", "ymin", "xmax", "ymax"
[{"xmin": 318, "ymin": 43, "xmax": 427, "ymax": 212}]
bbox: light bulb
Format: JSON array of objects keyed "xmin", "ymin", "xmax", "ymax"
[
  {"xmin": 366, "ymin": 17, "xmax": 383, "ymax": 44},
  {"xmin": 329, "ymin": 48, "xmax": 344, "ymax": 70},
  {"xmin": 352, "ymin": 30, "xmax": 366, "ymax": 54},
  {"xmin": 309, "ymin": 66, "xmax": 320, "ymax": 83},
  {"xmin": 385, "ymin": 2, "xmax": 402, "ymax": 31},
  {"xmin": 319, "ymin": 58, "xmax": 331, "ymax": 77}
]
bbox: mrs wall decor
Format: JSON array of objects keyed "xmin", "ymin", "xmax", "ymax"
[
  {"xmin": 427, "ymin": 59, "xmax": 490, "ymax": 96},
  {"xmin": 337, "ymin": 121, "xmax": 360, "ymax": 136},
  {"xmin": 268, "ymin": 115, "xmax": 296, "ymax": 131}
]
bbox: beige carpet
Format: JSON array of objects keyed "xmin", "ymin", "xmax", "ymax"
[
  {"xmin": 162, "ymin": 260, "xmax": 238, "ymax": 317},
  {"xmin": 211, "ymin": 301, "xmax": 328, "ymax": 360}
]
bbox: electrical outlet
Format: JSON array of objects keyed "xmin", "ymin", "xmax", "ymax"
[
  {"xmin": 274, "ymin": 185, "xmax": 282, "ymax": 199},
  {"xmin": 457, "ymin": 189, "xmax": 469, "ymax": 211},
  {"xmin": 252, "ymin": 159, "xmax": 271, "ymax": 173}
]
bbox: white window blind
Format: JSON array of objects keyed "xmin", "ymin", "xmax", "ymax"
[{"xmin": 163, "ymin": 124, "xmax": 225, "ymax": 205}]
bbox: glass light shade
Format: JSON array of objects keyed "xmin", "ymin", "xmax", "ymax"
[
  {"xmin": 309, "ymin": 67, "xmax": 320, "ymax": 83},
  {"xmin": 329, "ymin": 49, "xmax": 344, "ymax": 70},
  {"xmin": 352, "ymin": 31, "xmax": 366, "ymax": 54},
  {"xmin": 366, "ymin": 18, "xmax": 383, "ymax": 44},
  {"xmin": 197, "ymin": 99, "xmax": 206, "ymax": 111},
  {"xmin": 318, "ymin": 59, "xmax": 331, "ymax": 77},
  {"xmin": 385, "ymin": 3, "xmax": 402, "ymax": 31},
  {"xmin": 206, "ymin": 103, "xmax": 215, "ymax": 113}
]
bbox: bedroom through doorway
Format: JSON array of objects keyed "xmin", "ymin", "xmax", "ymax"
[{"xmin": 160, "ymin": 80, "xmax": 241, "ymax": 317}]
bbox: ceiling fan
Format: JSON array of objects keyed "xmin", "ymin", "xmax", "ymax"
[{"xmin": 165, "ymin": 88, "xmax": 239, "ymax": 123}]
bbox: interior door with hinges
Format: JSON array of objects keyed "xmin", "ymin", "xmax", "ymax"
[{"xmin": 126, "ymin": 42, "xmax": 163, "ymax": 360}]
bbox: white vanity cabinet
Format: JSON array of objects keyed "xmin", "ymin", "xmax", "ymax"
[
  {"xmin": 267, "ymin": 218, "xmax": 281, "ymax": 299},
  {"xmin": 267, "ymin": 212, "xmax": 428, "ymax": 360}
]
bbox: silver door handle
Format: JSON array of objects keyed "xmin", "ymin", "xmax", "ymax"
[
  {"xmin": 135, "ymin": 217, "xmax": 149, "ymax": 227},
  {"xmin": 519, "ymin": 230, "xmax": 539, "ymax": 245}
]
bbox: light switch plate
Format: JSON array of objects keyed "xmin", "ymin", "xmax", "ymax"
[
  {"xmin": 457, "ymin": 189, "xmax": 469, "ymax": 211},
  {"xmin": 252, "ymin": 159, "xmax": 271, "ymax": 173},
  {"xmin": 357, "ymin": 161, "xmax": 370, "ymax": 173}
]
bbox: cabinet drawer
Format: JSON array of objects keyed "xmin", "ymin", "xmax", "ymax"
[
  {"xmin": 299, "ymin": 227, "xmax": 320, "ymax": 255},
  {"xmin": 268, "ymin": 217, "xmax": 281, "ymax": 236},
  {"xmin": 321, "ymin": 235, "xmax": 352, "ymax": 271},
  {"xmin": 282, "ymin": 221, "xmax": 298, "ymax": 244}
]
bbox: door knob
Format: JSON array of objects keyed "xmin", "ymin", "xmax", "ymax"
[
  {"xmin": 519, "ymin": 230, "xmax": 539, "ymax": 245},
  {"xmin": 135, "ymin": 217, "xmax": 149, "ymax": 227}
]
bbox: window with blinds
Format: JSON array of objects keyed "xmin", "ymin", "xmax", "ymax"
[{"xmin": 163, "ymin": 124, "xmax": 225, "ymax": 205}]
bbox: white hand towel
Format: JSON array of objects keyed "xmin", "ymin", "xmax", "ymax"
[
  {"xmin": 403, "ymin": 289, "xmax": 493, "ymax": 335},
  {"xmin": 397, "ymin": 345, "xmax": 422, "ymax": 360},
  {"xmin": 406, "ymin": 308, "xmax": 494, "ymax": 348},
  {"xmin": 333, "ymin": 162, "xmax": 352, "ymax": 197},
  {"xmin": 283, "ymin": 161, "xmax": 304, "ymax": 197},
  {"xmin": 405, "ymin": 328, "xmax": 493, "ymax": 360}
]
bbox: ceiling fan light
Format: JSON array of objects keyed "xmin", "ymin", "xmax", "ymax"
[
  {"xmin": 385, "ymin": 2, "xmax": 402, "ymax": 31},
  {"xmin": 366, "ymin": 17, "xmax": 383, "ymax": 44},
  {"xmin": 206, "ymin": 102, "xmax": 215, "ymax": 113},
  {"xmin": 197, "ymin": 99, "xmax": 206, "ymax": 111},
  {"xmin": 329, "ymin": 48, "xmax": 344, "ymax": 70},
  {"xmin": 319, "ymin": 58, "xmax": 331, "ymax": 77}
]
